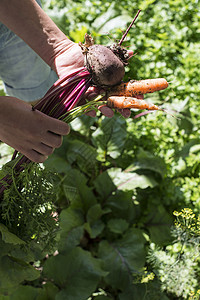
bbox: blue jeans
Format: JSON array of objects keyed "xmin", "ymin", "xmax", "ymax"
[{"xmin": 0, "ymin": 1, "xmax": 58, "ymax": 102}]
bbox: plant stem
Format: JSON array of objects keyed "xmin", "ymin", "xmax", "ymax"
[{"xmin": 118, "ymin": 9, "xmax": 141, "ymax": 46}]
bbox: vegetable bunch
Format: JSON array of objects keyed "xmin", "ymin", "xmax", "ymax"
[{"xmin": 0, "ymin": 11, "xmax": 170, "ymax": 197}]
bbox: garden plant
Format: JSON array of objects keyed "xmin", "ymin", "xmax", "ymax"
[{"xmin": 0, "ymin": 0, "xmax": 200, "ymax": 299}]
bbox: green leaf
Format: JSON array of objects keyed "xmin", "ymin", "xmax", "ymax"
[
  {"xmin": 0, "ymin": 237, "xmax": 13, "ymax": 258},
  {"xmin": 118, "ymin": 284, "xmax": 147, "ymax": 300},
  {"xmin": 63, "ymin": 183, "xmax": 79, "ymax": 203},
  {"xmin": 105, "ymin": 190, "xmax": 138, "ymax": 224},
  {"xmin": 144, "ymin": 204, "xmax": 173, "ymax": 245},
  {"xmin": 177, "ymin": 138, "xmax": 200, "ymax": 159},
  {"xmin": 44, "ymin": 155, "xmax": 71, "ymax": 174},
  {"xmin": 0, "ymin": 224, "xmax": 25, "ymax": 245},
  {"xmin": 59, "ymin": 207, "xmax": 85, "ymax": 251},
  {"xmin": 42, "ymin": 282, "xmax": 59, "ymax": 300},
  {"xmin": 92, "ymin": 2, "xmax": 116, "ymax": 30},
  {"xmin": 108, "ymin": 168, "xmax": 157, "ymax": 190},
  {"xmin": 69, "ymin": 26, "xmax": 88, "ymax": 43},
  {"xmin": 0, "ymin": 256, "xmax": 39, "ymax": 290},
  {"xmin": 93, "ymin": 171, "xmax": 116, "ymax": 199},
  {"xmin": 8, "ymin": 241, "xmax": 46, "ymax": 263},
  {"xmin": 84, "ymin": 204, "xmax": 110, "ymax": 238},
  {"xmin": 43, "ymin": 248, "xmax": 107, "ymax": 300},
  {"xmin": 84, "ymin": 220, "xmax": 105, "ymax": 239},
  {"xmin": 9, "ymin": 286, "xmax": 44, "ymax": 300},
  {"xmin": 98, "ymin": 228, "xmax": 145, "ymax": 290},
  {"xmin": 134, "ymin": 148, "xmax": 167, "ymax": 178},
  {"xmin": 60, "ymin": 207, "xmax": 84, "ymax": 232},
  {"xmin": 87, "ymin": 204, "xmax": 110, "ymax": 223},
  {"xmin": 92, "ymin": 116, "xmax": 127, "ymax": 159},
  {"xmin": 67, "ymin": 140, "xmax": 97, "ymax": 176},
  {"xmin": 7, "ymin": 283, "xmax": 58, "ymax": 300},
  {"xmin": 106, "ymin": 190, "xmax": 133, "ymax": 211},
  {"xmin": 189, "ymin": 144, "xmax": 200, "ymax": 154},
  {"xmin": 93, "ymin": 296, "xmax": 112, "ymax": 300},
  {"xmin": 70, "ymin": 115, "xmax": 97, "ymax": 136},
  {"xmin": 61, "ymin": 169, "xmax": 97, "ymax": 211},
  {"xmin": 59, "ymin": 226, "xmax": 84, "ymax": 252},
  {"xmin": 107, "ymin": 218, "xmax": 129, "ymax": 234}
]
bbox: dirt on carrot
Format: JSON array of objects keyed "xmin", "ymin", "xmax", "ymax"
[
  {"xmin": 108, "ymin": 78, "xmax": 169, "ymax": 97},
  {"xmin": 107, "ymin": 96, "xmax": 160, "ymax": 110}
]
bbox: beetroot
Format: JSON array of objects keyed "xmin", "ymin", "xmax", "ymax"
[
  {"xmin": 80, "ymin": 9, "xmax": 142, "ymax": 88},
  {"xmin": 84, "ymin": 44, "xmax": 126, "ymax": 87}
]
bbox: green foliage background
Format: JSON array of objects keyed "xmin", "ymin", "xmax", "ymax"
[{"xmin": 0, "ymin": 0, "xmax": 200, "ymax": 299}]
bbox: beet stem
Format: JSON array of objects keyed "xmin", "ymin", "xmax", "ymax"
[{"xmin": 118, "ymin": 9, "xmax": 141, "ymax": 46}]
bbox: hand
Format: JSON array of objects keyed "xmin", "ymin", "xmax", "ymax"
[
  {"xmin": 53, "ymin": 42, "xmax": 84, "ymax": 78},
  {"xmin": 0, "ymin": 97, "xmax": 70, "ymax": 163}
]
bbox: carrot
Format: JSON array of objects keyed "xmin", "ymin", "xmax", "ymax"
[
  {"xmin": 108, "ymin": 78, "xmax": 169, "ymax": 97},
  {"xmin": 107, "ymin": 96, "xmax": 179, "ymax": 119},
  {"xmin": 107, "ymin": 96, "xmax": 160, "ymax": 110}
]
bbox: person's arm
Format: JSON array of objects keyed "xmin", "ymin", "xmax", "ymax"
[
  {"xmin": 0, "ymin": 0, "xmax": 81, "ymax": 75},
  {"xmin": 0, "ymin": 0, "xmax": 131, "ymax": 163},
  {"xmin": 0, "ymin": 0, "xmax": 111, "ymax": 164}
]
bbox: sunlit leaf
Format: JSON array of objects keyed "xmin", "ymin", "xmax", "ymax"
[{"xmin": 108, "ymin": 168, "xmax": 157, "ymax": 190}]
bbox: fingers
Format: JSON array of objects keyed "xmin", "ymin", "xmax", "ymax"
[
  {"xmin": 26, "ymin": 150, "xmax": 48, "ymax": 163},
  {"xmin": 30, "ymin": 128, "xmax": 66, "ymax": 163},
  {"xmin": 127, "ymin": 50, "xmax": 134, "ymax": 59},
  {"xmin": 136, "ymin": 94, "xmax": 144, "ymax": 99},
  {"xmin": 48, "ymin": 118, "xmax": 70, "ymax": 136},
  {"xmin": 85, "ymin": 110, "xmax": 97, "ymax": 117},
  {"xmin": 21, "ymin": 135, "xmax": 63, "ymax": 163},
  {"xmin": 117, "ymin": 108, "xmax": 131, "ymax": 118},
  {"xmin": 99, "ymin": 105, "xmax": 131, "ymax": 118},
  {"xmin": 23, "ymin": 136, "xmax": 63, "ymax": 163},
  {"xmin": 85, "ymin": 106, "xmax": 114, "ymax": 118},
  {"xmin": 85, "ymin": 105, "xmax": 130, "ymax": 119},
  {"xmin": 18, "ymin": 146, "xmax": 48, "ymax": 163},
  {"xmin": 33, "ymin": 142, "xmax": 54, "ymax": 157},
  {"xmin": 28, "ymin": 115, "xmax": 70, "ymax": 163},
  {"xmin": 30, "ymin": 141, "xmax": 56, "ymax": 163},
  {"xmin": 99, "ymin": 106, "xmax": 114, "ymax": 118},
  {"xmin": 41, "ymin": 131, "xmax": 63, "ymax": 148}
]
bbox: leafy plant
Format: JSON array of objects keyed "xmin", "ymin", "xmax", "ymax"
[
  {"xmin": 1, "ymin": 0, "xmax": 200, "ymax": 299},
  {"xmin": 148, "ymin": 208, "xmax": 200, "ymax": 298}
]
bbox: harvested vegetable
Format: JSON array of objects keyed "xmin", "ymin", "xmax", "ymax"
[
  {"xmin": 108, "ymin": 78, "xmax": 169, "ymax": 97},
  {"xmin": 84, "ymin": 44, "xmax": 126, "ymax": 86},
  {"xmin": 0, "ymin": 9, "xmax": 170, "ymax": 199},
  {"xmin": 107, "ymin": 96, "xmax": 160, "ymax": 110}
]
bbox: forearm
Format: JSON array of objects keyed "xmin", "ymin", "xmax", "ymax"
[{"xmin": 0, "ymin": 0, "xmax": 74, "ymax": 71}]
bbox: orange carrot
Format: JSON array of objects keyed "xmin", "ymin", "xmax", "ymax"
[
  {"xmin": 107, "ymin": 96, "xmax": 160, "ymax": 110},
  {"xmin": 109, "ymin": 78, "xmax": 168, "ymax": 97}
]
